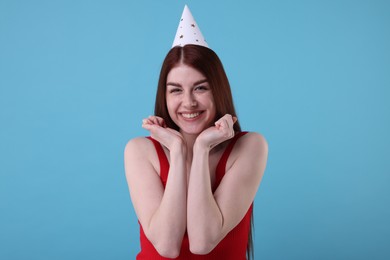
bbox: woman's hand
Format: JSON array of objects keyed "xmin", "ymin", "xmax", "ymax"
[
  {"xmin": 142, "ymin": 116, "xmax": 185, "ymax": 152},
  {"xmin": 195, "ymin": 114, "xmax": 237, "ymax": 150}
]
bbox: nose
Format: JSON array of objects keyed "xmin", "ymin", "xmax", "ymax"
[{"xmin": 183, "ymin": 92, "xmax": 197, "ymax": 108}]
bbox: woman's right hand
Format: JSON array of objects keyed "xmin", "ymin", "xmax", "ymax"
[{"xmin": 142, "ymin": 116, "xmax": 185, "ymax": 152}]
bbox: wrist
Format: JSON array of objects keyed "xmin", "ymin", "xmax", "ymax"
[
  {"xmin": 170, "ymin": 142, "xmax": 187, "ymax": 158},
  {"xmin": 193, "ymin": 139, "xmax": 211, "ymax": 153}
]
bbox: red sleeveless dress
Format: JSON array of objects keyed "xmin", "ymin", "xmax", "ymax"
[{"xmin": 137, "ymin": 132, "xmax": 252, "ymax": 259}]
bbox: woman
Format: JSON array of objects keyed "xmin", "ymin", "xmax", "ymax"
[{"xmin": 125, "ymin": 6, "xmax": 268, "ymax": 260}]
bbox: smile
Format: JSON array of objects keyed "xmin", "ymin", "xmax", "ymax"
[{"xmin": 181, "ymin": 112, "xmax": 201, "ymax": 119}]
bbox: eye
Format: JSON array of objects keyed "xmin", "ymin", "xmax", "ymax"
[
  {"xmin": 168, "ymin": 88, "xmax": 182, "ymax": 94},
  {"xmin": 195, "ymin": 85, "xmax": 208, "ymax": 91}
]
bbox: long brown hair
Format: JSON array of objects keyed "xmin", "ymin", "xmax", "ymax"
[{"xmin": 154, "ymin": 44, "xmax": 254, "ymax": 259}]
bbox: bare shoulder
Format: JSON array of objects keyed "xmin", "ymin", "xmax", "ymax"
[
  {"xmin": 124, "ymin": 136, "xmax": 153, "ymax": 154},
  {"xmin": 236, "ymin": 132, "xmax": 268, "ymax": 154},
  {"xmin": 227, "ymin": 132, "xmax": 268, "ymax": 174},
  {"xmin": 124, "ymin": 137, "xmax": 160, "ymax": 176}
]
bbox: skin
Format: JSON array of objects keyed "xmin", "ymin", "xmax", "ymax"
[{"xmin": 124, "ymin": 64, "xmax": 268, "ymax": 258}]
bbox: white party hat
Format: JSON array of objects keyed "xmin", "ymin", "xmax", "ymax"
[{"xmin": 172, "ymin": 5, "xmax": 209, "ymax": 48}]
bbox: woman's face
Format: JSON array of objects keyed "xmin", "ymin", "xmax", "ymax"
[{"xmin": 166, "ymin": 64, "xmax": 216, "ymax": 135}]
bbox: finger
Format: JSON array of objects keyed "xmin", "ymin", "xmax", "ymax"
[
  {"xmin": 216, "ymin": 118, "xmax": 229, "ymax": 131},
  {"xmin": 144, "ymin": 116, "xmax": 164, "ymax": 127},
  {"xmin": 142, "ymin": 122, "xmax": 152, "ymax": 130},
  {"xmin": 225, "ymin": 114, "xmax": 236, "ymax": 125},
  {"xmin": 222, "ymin": 114, "xmax": 235, "ymax": 128},
  {"xmin": 227, "ymin": 117, "xmax": 234, "ymax": 128},
  {"xmin": 156, "ymin": 117, "xmax": 165, "ymax": 127},
  {"xmin": 215, "ymin": 119, "xmax": 224, "ymax": 129},
  {"xmin": 148, "ymin": 115, "xmax": 158, "ymax": 125},
  {"xmin": 218, "ymin": 114, "xmax": 234, "ymax": 125},
  {"xmin": 220, "ymin": 116, "xmax": 235, "ymax": 137},
  {"xmin": 142, "ymin": 118, "xmax": 151, "ymax": 126}
]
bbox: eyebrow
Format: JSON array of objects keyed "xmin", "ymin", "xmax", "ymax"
[{"xmin": 166, "ymin": 79, "xmax": 208, "ymax": 87}]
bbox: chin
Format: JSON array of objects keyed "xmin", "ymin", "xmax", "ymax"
[{"xmin": 179, "ymin": 125, "xmax": 206, "ymax": 136}]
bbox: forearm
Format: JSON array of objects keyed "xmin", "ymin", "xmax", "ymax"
[
  {"xmin": 187, "ymin": 144, "xmax": 223, "ymax": 253},
  {"xmin": 147, "ymin": 149, "xmax": 187, "ymax": 255}
]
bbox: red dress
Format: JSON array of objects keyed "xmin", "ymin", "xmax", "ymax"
[{"xmin": 137, "ymin": 132, "xmax": 252, "ymax": 259}]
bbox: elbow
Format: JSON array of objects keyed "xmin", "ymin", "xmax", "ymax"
[
  {"xmin": 189, "ymin": 239, "xmax": 217, "ymax": 255},
  {"xmin": 154, "ymin": 241, "xmax": 181, "ymax": 259},
  {"xmin": 144, "ymin": 224, "xmax": 184, "ymax": 258},
  {"xmin": 188, "ymin": 226, "xmax": 222, "ymax": 255}
]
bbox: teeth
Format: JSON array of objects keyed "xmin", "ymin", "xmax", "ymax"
[{"xmin": 182, "ymin": 112, "xmax": 200, "ymax": 119}]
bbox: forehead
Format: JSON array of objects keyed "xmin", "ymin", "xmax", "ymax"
[{"xmin": 166, "ymin": 64, "xmax": 206, "ymax": 85}]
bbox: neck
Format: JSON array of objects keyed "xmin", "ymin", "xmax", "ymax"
[
  {"xmin": 180, "ymin": 131, "xmax": 225, "ymax": 156},
  {"xmin": 180, "ymin": 131, "xmax": 198, "ymax": 157}
]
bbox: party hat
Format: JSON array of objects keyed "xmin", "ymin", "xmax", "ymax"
[{"xmin": 172, "ymin": 5, "xmax": 209, "ymax": 48}]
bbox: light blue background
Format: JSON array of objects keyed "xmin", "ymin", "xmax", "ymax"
[{"xmin": 1, "ymin": 0, "xmax": 389, "ymax": 259}]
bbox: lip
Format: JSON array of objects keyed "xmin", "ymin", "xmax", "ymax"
[{"xmin": 179, "ymin": 111, "xmax": 204, "ymax": 120}]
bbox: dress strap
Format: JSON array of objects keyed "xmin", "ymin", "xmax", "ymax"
[
  {"xmin": 214, "ymin": 132, "xmax": 248, "ymax": 190},
  {"xmin": 146, "ymin": 137, "xmax": 169, "ymax": 186}
]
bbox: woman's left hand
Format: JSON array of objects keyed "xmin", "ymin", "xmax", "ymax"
[{"xmin": 195, "ymin": 114, "xmax": 237, "ymax": 150}]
